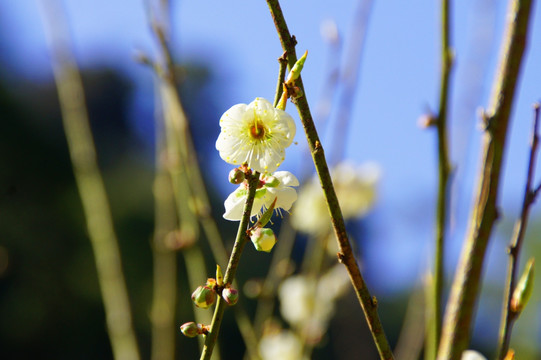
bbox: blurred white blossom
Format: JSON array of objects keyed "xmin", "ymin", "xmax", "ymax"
[
  {"xmin": 461, "ymin": 350, "xmax": 487, "ymax": 360},
  {"xmin": 259, "ymin": 330, "xmax": 306, "ymax": 360},
  {"xmin": 278, "ymin": 265, "xmax": 350, "ymax": 342},
  {"xmin": 216, "ymin": 97, "xmax": 296, "ymax": 174},
  {"xmin": 291, "ymin": 161, "xmax": 380, "ymax": 234},
  {"xmin": 223, "ymin": 171, "xmax": 299, "ymax": 221}
]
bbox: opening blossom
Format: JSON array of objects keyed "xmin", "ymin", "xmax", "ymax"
[
  {"xmin": 216, "ymin": 98, "xmax": 296, "ymax": 174},
  {"xmin": 223, "ymin": 171, "xmax": 299, "ymax": 221}
]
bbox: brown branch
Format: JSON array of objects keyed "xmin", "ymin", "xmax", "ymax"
[{"xmin": 266, "ymin": 1, "xmax": 394, "ymax": 359}]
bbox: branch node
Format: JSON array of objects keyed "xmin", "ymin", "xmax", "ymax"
[
  {"xmin": 290, "ymin": 35, "xmax": 297, "ymax": 47},
  {"xmin": 337, "ymin": 252, "xmax": 345, "ymax": 263},
  {"xmin": 278, "ymin": 51, "xmax": 288, "ymax": 63},
  {"xmin": 494, "ymin": 207, "xmax": 502, "ymax": 222}
]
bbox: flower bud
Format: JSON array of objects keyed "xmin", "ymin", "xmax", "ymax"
[
  {"xmin": 191, "ymin": 285, "xmax": 216, "ymax": 309},
  {"xmin": 229, "ymin": 168, "xmax": 245, "ymax": 184},
  {"xmin": 180, "ymin": 322, "xmax": 201, "ymax": 338},
  {"xmin": 511, "ymin": 258, "xmax": 535, "ymax": 315},
  {"xmin": 250, "ymin": 227, "xmax": 277, "ymax": 252},
  {"xmin": 286, "ymin": 50, "xmax": 308, "ymax": 84},
  {"xmin": 222, "ymin": 287, "xmax": 239, "ymax": 306}
]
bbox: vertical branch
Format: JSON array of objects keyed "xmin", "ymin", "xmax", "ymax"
[
  {"xmin": 266, "ymin": 1, "xmax": 394, "ymax": 359},
  {"xmin": 150, "ymin": 129, "xmax": 178, "ymax": 360},
  {"xmin": 497, "ymin": 103, "xmax": 541, "ymax": 359},
  {"xmin": 39, "ymin": 1, "xmax": 141, "ymax": 360},
  {"xmin": 428, "ymin": 0, "xmax": 453, "ymax": 359},
  {"xmin": 437, "ymin": 0, "xmax": 534, "ymax": 359}
]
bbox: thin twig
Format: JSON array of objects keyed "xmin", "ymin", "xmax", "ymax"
[
  {"xmin": 274, "ymin": 52, "xmax": 288, "ymax": 108},
  {"xmin": 40, "ymin": 1, "xmax": 141, "ymax": 359},
  {"xmin": 200, "ymin": 172, "xmax": 261, "ymax": 360},
  {"xmin": 427, "ymin": 1, "xmax": 453, "ymax": 359},
  {"xmin": 329, "ymin": 0, "xmax": 373, "ymax": 165},
  {"xmin": 437, "ymin": 0, "xmax": 535, "ymax": 358},
  {"xmin": 150, "ymin": 88, "xmax": 178, "ymax": 360},
  {"xmin": 496, "ymin": 103, "xmax": 541, "ymax": 359},
  {"xmin": 266, "ymin": 1, "xmax": 394, "ymax": 358}
]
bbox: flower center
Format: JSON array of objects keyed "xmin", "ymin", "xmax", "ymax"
[{"xmin": 249, "ymin": 123, "xmax": 266, "ymax": 140}]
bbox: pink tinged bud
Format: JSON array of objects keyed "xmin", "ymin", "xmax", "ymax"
[
  {"xmin": 229, "ymin": 168, "xmax": 245, "ymax": 184},
  {"xmin": 205, "ymin": 278, "xmax": 217, "ymax": 289},
  {"xmin": 191, "ymin": 285, "xmax": 216, "ymax": 309},
  {"xmin": 511, "ymin": 258, "xmax": 535, "ymax": 315},
  {"xmin": 222, "ymin": 287, "xmax": 239, "ymax": 306},
  {"xmin": 180, "ymin": 322, "xmax": 201, "ymax": 338},
  {"xmin": 250, "ymin": 227, "xmax": 277, "ymax": 252}
]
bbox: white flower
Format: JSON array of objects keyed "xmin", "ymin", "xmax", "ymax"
[
  {"xmin": 461, "ymin": 350, "xmax": 487, "ymax": 360},
  {"xmin": 223, "ymin": 171, "xmax": 299, "ymax": 221},
  {"xmin": 216, "ymin": 98, "xmax": 296, "ymax": 174},
  {"xmin": 278, "ymin": 265, "xmax": 350, "ymax": 343},
  {"xmin": 291, "ymin": 161, "xmax": 380, "ymax": 234},
  {"xmin": 259, "ymin": 330, "xmax": 306, "ymax": 360}
]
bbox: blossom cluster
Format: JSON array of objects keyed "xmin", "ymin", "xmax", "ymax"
[{"xmin": 216, "ymin": 97, "xmax": 298, "ymax": 252}]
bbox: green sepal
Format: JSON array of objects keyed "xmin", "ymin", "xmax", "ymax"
[{"xmin": 255, "ymin": 197, "xmax": 277, "ymax": 228}]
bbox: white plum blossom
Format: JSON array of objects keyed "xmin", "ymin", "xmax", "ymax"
[
  {"xmin": 461, "ymin": 350, "xmax": 487, "ymax": 360},
  {"xmin": 291, "ymin": 161, "xmax": 380, "ymax": 235},
  {"xmin": 223, "ymin": 171, "xmax": 299, "ymax": 221},
  {"xmin": 278, "ymin": 265, "xmax": 350, "ymax": 343},
  {"xmin": 216, "ymin": 98, "xmax": 296, "ymax": 174},
  {"xmin": 259, "ymin": 330, "xmax": 306, "ymax": 360}
]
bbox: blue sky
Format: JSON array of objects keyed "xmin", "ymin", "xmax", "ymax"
[{"xmin": 3, "ymin": 0, "xmax": 541, "ymax": 301}]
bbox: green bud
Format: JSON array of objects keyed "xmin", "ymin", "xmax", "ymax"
[
  {"xmin": 250, "ymin": 227, "xmax": 277, "ymax": 252},
  {"xmin": 191, "ymin": 285, "xmax": 216, "ymax": 309},
  {"xmin": 222, "ymin": 287, "xmax": 239, "ymax": 306},
  {"xmin": 180, "ymin": 322, "xmax": 201, "ymax": 338},
  {"xmin": 206, "ymin": 277, "xmax": 217, "ymax": 289},
  {"xmin": 511, "ymin": 258, "xmax": 534, "ymax": 315},
  {"xmin": 229, "ymin": 168, "xmax": 245, "ymax": 184},
  {"xmin": 254, "ymin": 197, "xmax": 277, "ymax": 229},
  {"xmin": 216, "ymin": 265, "xmax": 223, "ymax": 286},
  {"xmin": 286, "ymin": 50, "xmax": 308, "ymax": 84}
]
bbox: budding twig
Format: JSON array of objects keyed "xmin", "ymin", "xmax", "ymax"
[{"xmin": 496, "ymin": 103, "xmax": 540, "ymax": 359}]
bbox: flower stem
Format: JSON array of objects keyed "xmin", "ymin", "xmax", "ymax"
[
  {"xmin": 266, "ymin": 1, "xmax": 394, "ymax": 358},
  {"xmin": 437, "ymin": 0, "xmax": 534, "ymax": 358},
  {"xmin": 496, "ymin": 103, "xmax": 541, "ymax": 359},
  {"xmin": 427, "ymin": 1, "xmax": 453, "ymax": 359},
  {"xmin": 200, "ymin": 172, "xmax": 260, "ymax": 360}
]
